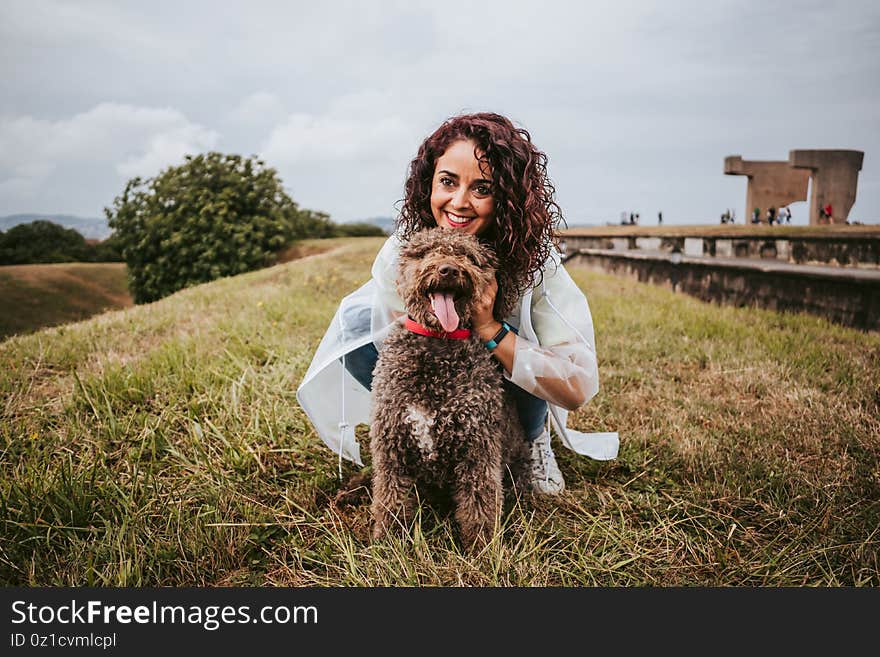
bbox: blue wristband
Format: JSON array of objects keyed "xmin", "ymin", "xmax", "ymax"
[{"xmin": 485, "ymin": 321, "xmax": 516, "ymax": 350}]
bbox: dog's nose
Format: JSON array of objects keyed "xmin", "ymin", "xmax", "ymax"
[{"xmin": 438, "ymin": 264, "xmax": 459, "ymax": 278}]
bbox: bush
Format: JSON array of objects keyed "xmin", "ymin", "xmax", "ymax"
[
  {"xmin": 298, "ymin": 209, "xmax": 337, "ymax": 238},
  {"xmin": 0, "ymin": 221, "xmax": 90, "ymax": 265},
  {"xmin": 89, "ymin": 234, "xmax": 124, "ymax": 262},
  {"xmin": 105, "ymin": 152, "xmax": 313, "ymax": 303},
  {"xmin": 0, "ymin": 222, "xmax": 125, "ymax": 265},
  {"xmin": 331, "ymin": 222, "xmax": 388, "ymax": 237}
]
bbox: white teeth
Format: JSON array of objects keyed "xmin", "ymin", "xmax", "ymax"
[{"xmin": 446, "ymin": 211, "xmax": 473, "ymax": 225}]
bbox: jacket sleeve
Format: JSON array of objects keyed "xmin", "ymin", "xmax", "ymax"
[
  {"xmin": 507, "ymin": 259, "xmax": 599, "ymax": 411},
  {"xmin": 371, "ymin": 234, "xmax": 406, "ymax": 316}
]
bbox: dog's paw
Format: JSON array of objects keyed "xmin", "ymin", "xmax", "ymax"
[
  {"xmin": 370, "ymin": 511, "xmax": 408, "ymax": 542},
  {"xmin": 371, "ymin": 522, "xmax": 388, "ymax": 542},
  {"xmin": 458, "ymin": 523, "xmax": 494, "ymax": 553}
]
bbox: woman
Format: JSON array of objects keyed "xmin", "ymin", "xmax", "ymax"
[{"xmin": 297, "ymin": 112, "xmax": 618, "ymax": 495}]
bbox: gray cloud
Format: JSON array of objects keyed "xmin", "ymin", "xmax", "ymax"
[{"xmin": 1, "ymin": 0, "xmax": 878, "ymax": 224}]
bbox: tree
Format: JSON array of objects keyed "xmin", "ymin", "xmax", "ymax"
[
  {"xmin": 89, "ymin": 234, "xmax": 124, "ymax": 262},
  {"xmin": 0, "ymin": 220, "xmax": 90, "ymax": 265},
  {"xmin": 105, "ymin": 152, "xmax": 309, "ymax": 303},
  {"xmin": 297, "ymin": 209, "xmax": 336, "ymax": 238},
  {"xmin": 331, "ymin": 222, "xmax": 388, "ymax": 237}
]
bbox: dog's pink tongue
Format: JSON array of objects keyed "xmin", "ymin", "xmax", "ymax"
[{"xmin": 430, "ymin": 292, "xmax": 459, "ymax": 333}]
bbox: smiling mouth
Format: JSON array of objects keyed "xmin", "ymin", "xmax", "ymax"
[{"xmin": 445, "ymin": 211, "xmax": 475, "ymax": 227}]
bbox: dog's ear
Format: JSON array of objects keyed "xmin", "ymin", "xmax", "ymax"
[
  {"xmin": 463, "ymin": 239, "xmax": 497, "ymax": 271},
  {"xmin": 494, "ymin": 270, "xmax": 520, "ymax": 319},
  {"xmin": 478, "ymin": 246, "xmax": 498, "ymax": 271}
]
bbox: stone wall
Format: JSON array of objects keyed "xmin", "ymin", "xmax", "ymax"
[
  {"xmin": 561, "ymin": 234, "xmax": 880, "ymax": 269},
  {"xmin": 567, "ymin": 249, "xmax": 880, "ymax": 331}
]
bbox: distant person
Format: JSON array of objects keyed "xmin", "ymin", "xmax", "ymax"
[
  {"xmin": 782, "ymin": 206, "xmax": 791, "ymax": 224},
  {"xmin": 823, "ymin": 203, "xmax": 833, "ymax": 223},
  {"xmin": 752, "ymin": 207, "xmax": 761, "ymax": 224},
  {"xmin": 767, "ymin": 206, "xmax": 776, "ymax": 225},
  {"xmin": 634, "ymin": 213, "xmax": 640, "ymax": 225},
  {"xmin": 629, "ymin": 212, "xmax": 634, "ymax": 225},
  {"xmin": 730, "ymin": 209, "xmax": 736, "ymax": 223},
  {"xmin": 658, "ymin": 211, "xmax": 662, "ymax": 225}
]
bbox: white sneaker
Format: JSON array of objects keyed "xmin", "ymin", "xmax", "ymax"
[{"xmin": 528, "ymin": 430, "xmax": 565, "ymax": 495}]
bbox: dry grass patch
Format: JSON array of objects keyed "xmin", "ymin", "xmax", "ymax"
[{"xmin": 1, "ymin": 236, "xmax": 877, "ymax": 586}]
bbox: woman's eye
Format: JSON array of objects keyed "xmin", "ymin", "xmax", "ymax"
[
  {"xmin": 440, "ymin": 177, "xmax": 454, "ymax": 186},
  {"xmin": 474, "ymin": 185, "xmax": 491, "ymax": 196}
]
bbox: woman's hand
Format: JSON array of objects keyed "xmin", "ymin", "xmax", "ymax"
[
  {"xmin": 472, "ymin": 276, "xmax": 499, "ymax": 334},
  {"xmin": 472, "ymin": 275, "xmax": 515, "ymax": 375}
]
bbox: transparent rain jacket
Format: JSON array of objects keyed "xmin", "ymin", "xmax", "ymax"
[{"xmin": 296, "ymin": 234, "xmax": 619, "ymax": 469}]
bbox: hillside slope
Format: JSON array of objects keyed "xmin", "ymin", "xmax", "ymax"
[
  {"xmin": 0, "ymin": 239, "xmax": 340, "ymax": 341},
  {"xmin": 1, "ymin": 235, "xmax": 877, "ymax": 586},
  {"xmin": 0, "ymin": 262, "xmax": 132, "ymax": 340}
]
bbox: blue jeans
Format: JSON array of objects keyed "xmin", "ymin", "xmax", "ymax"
[{"xmin": 342, "ymin": 342, "xmax": 548, "ymax": 441}]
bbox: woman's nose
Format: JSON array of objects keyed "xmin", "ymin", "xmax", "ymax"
[{"xmin": 451, "ymin": 186, "xmax": 471, "ymax": 209}]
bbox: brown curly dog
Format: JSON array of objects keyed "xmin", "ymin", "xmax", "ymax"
[{"xmin": 369, "ymin": 227, "xmax": 529, "ymax": 550}]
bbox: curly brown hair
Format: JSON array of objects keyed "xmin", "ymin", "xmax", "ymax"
[{"xmin": 398, "ymin": 112, "xmax": 565, "ymax": 303}]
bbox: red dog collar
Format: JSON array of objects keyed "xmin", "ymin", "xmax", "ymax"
[{"xmin": 404, "ymin": 317, "xmax": 471, "ymax": 340}]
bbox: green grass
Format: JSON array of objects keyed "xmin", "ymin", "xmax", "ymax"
[
  {"xmin": 0, "ymin": 262, "xmax": 132, "ymax": 340},
  {"xmin": 1, "ymin": 236, "xmax": 877, "ymax": 586}
]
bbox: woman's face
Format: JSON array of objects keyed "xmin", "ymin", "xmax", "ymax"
[{"xmin": 430, "ymin": 139, "xmax": 495, "ymax": 236}]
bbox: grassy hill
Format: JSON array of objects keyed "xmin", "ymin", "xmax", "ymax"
[
  {"xmin": 0, "ymin": 241, "xmax": 338, "ymax": 341},
  {"xmin": 1, "ymin": 236, "xmax": 877, "ymax": 585},
  {"xmin": 0, "ymin": 262, "xmax": 132, "ymax": 340}
]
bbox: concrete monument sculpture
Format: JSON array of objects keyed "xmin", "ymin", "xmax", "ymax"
[
  {"xmin": 789, "ymin": 150, "xmax": 864, "ymax": 225},
  {"xmin": 725, "ymin": 150, "xmax": 864, "ymax": 225},
  {"xmin": 724, "ymin": 156, "xmax": 809, "ymax": 223}
]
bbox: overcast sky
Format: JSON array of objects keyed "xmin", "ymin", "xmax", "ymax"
[{"xmin": 2, "ymin": 0, "xmax": 878, "ymax": 226}]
